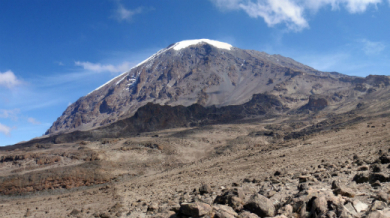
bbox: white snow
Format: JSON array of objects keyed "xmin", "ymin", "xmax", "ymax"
[
  {"xmin": 87, "ymin": 39, "xmax": 233, "ymax": 96},
  {"xmin": 171, "ymin": 39, "xmax": 232, "ymax": 51}
]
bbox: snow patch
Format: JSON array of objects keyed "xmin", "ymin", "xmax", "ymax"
[{"xmin": 172, "ymin": 39, "xmax": 232, "ymax": 51}]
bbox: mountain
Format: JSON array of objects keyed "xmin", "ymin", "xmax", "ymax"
[
  {"xmin": 4, "ymin": 40, "xmax": 390, "ymax": 217},
  {"xmin": 45, "ymin": 39, "xmax": 357, "ymax": 135}
]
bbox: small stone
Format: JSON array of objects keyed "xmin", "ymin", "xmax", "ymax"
[
  {"xmin": 333, "ymin": 186, "xmax": 355, "ymax": 198},
  {"xmin": 370, "ymin": 200, "xmax": 387, "ymax": 211},
  {"xmin": 237, "ymin": 211, "xmax": 259, "ymax": 218},
  {"xmin": 70, "ymin": 209, "xmax": 81, "ymax": 216},
  {"xmin": 199, "ymin": 184, "xmax": 212, "ymax": 195},
  {"xmin": 353, "ymin": 199, "xmax": 368, "ymax": 213},
  {"xmin": 344, "ymin": 203, "xmax": 357, "ymax": 216},
  {"xmin": 331, "ymin": 180, "xmax": 340, "ymax": 189},
  {"xmin": 213, "ymin": 204, "xmax": 238, "ymax": 218},
  {"xmin": 358, "ymin": 165, "xmax": 369, "ymax": 171}
]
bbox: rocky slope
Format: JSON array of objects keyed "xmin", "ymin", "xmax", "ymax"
[
  {"xmin": 2, "ymin": 104, "xmax": 390, "ymax": 217},
  {"xmin": 45, "ymin": 39, "xmax": 355, "ymax": 135}
]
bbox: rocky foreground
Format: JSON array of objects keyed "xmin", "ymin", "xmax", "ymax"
[
  {"xmin": 1, "ymin": 112, "xmax": 390, "ymax": 218},
  {"xmin": 117, "ymin": 153, "xmax": 390, "ymax": 218}
]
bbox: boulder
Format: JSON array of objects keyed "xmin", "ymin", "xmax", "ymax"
[
  {"xmin": 310, "ymin": 196, "xmax": 328, "ymax": 217},
  {"xmin": 244, "ymin": 194, "xmax": 275, "ymax": 217},
  {"xmin": 180, "ymin": 202, "xmax": 212, "ymax": 217}
]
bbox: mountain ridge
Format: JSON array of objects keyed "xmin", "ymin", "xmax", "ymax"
[{"xmin": 46, "ymin": 39, "xmax": 355, "ymax": 136}]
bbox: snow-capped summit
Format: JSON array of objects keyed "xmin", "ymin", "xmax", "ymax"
[
  {"xmin": 170, "ymin": 39, "xmax": 233, "ymax": 51},
  {"xmin": 46, "ymin": 39, "xmax": 343, "ymax": 135}
]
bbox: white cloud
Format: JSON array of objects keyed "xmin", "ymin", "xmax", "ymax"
[
  {"xmin": 211, "ymin": 0, "xmax": 384, "ymax": 30},
  {"xmin": 359, "ymin": 39, "xmax": 386, "ymax": 55},
  {"xmin": 75, "ymin": 61, "xmax": 131, "ymax": 73},
  {"xmin": 239, "ymin": 0, "xmax": 308, "ymax": 31},
  {"xmin": 27, "ymin": 117, "xmax": 41, "ymax": 125},
  {"xmin": 0, "ymin": 123, "xmax": 11, "ymax": 136},
  {"xmin": 55, "ymin": 61, "xmax": 64, "ymax": 66},
  {"xmin": 0, "ymin": 109, "xmax": 20, "ymax": 121},
  {"xmin": 112, "ymin": 3, "xmax": 143, "ymax": 22},
  {"xmin": 0, "ymin": 70, "xmax": 22, "ymax": 88}
]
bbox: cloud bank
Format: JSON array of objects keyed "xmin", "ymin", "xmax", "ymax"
[
  {"xmin": 75, "ymin": 61, "xmax": 131, "ymax": 73},
  {"xmin": 211, "ymin": 0, "xmax": 385, "ymax": 31},
  {"xmin": 0, "ymin": 123, "xmax": 11, "ymax": 136},
  {"xmin": 0, "ymin": 70, "xmax": 21, "ymax": 88}
]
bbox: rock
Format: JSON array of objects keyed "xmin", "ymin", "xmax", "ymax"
[
  {"xmin": 370, "ymin": 200, "xmax": 387, "ymax": 211},
  {"xmin": 237, "ymin": 211, "xmax": 259, "ymax": 218},
  {"xmin": 99, "ymin": 213, "xmax": 111, "ymax": 218},
  {"xmin": 377, "ymin": 191, "xmax": 389, "ymax": 203},
  {"xmin": 371, "ymin": 164, "xmax": 382, "ymax": 173},
  {"xmin": 24, "ymin": 209, "xmax": 32, "ymax": 217},
  {"xmin": 367, "ymin": 211, "xmax": 388, "ymax": 218},
  {"xmin": 147, "ymin": 203, "xmax": 159, "ymax": 214},
  {"xmin": 331, "ymin": 180, "xmax": 340, "ymax": 190},
  {"xmin": 298, "ymin": 176, "xmax": 311, "ymax": 183},
  {"xmin": 298, "ymin": 183, "xmax": 310, "ymax": 192},
  {"xmin": 150, "ymin": 211, "xmax": 176, "ymax": 218},
  {"xmin": 213, "ymin": 204, "xmax": 238, "ymax": 218},
  {"xmin": 214, "ymin": 188, "xmax": 245, "ymax": 211},
  {"xmin": 244, "ymin": 194, "xmax": 275, "ymax": 217},
  {"xmin": 352, "ymin": 199, "xmax": 368, "ymax": 213},
  {"xmin": 369, "ymin": 173, "xmax": 388, "ymax": 183},
  {"xmin": 70, "ymin": 209, "xmax": 81, "ymax": 216},
  {"xmin": 333, "ymin": 186, "xmax": 355, "ymax": 198},
  {"xmin": 358, "ymin": 165, "xmax": 369, "ymax": 171},
  {"xmin": 343, "ymin": 203, "xmax": 357, "ymax": 216},
  {"xmin": 372, "ymin": 180, "xmax": 382, "ymax": 188},
  {"xmin": 199, "ymin": 184, "xmax": 212, "ymax": 195},
  {"xmin": 379, "ymin": 155, "xmax": 390, "ymax": 164},
  {"xmin": 310, "ymin": 196, "xmax": 328, "ymax": 217},
  {"xmin": 353, "ymin": 172, "xmax": 370, "ymax": 183},
  {"xmin": 180, "ymin": 202, "xmax": 212, "ymax": 217},
  {"xmin": 278, "ymin": 204, "xmax": 293, "ymax": 217}
]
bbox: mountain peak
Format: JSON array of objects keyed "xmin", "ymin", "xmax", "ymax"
[{"xmin": 170, "ymin": 39, "xmax": 233, "ymax": 51}]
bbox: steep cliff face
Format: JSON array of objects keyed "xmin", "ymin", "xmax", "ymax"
[{"xmin": 46, "ymin": 39, "xmax": 353, "ymax": 135}]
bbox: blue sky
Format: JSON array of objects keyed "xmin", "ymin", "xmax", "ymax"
[{"xmin": 0, "ymin": 0, "xmax": 389, "ymax": 146}]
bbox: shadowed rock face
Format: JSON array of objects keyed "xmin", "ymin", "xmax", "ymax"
[
  {"xmin": 45, "ymin": 40, "xmax": 351, "ymax": 135},
  {"xmin": 19, "ymin": 93, "xmax": 286, "ymax": 146},
  {"xmin": 299, "ymin": 95, "xmax": 328, "ymax": 111}
]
